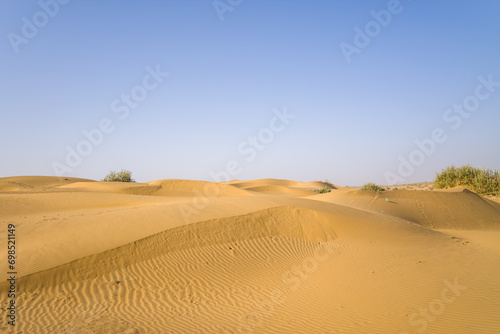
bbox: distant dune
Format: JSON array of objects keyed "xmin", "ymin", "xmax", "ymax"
[{"xmin": 0, "ymin": 176, "xmax": 499, "ymax": 333}]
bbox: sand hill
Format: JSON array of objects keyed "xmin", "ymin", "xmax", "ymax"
[{"xmin": 0, "ymin": 176, "xmax": 499, "ymax": 333}]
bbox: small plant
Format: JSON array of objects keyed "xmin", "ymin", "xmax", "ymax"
[
  {"xmin": 433, "ymin": 165, "xmax": 500, "ymax": 196},
  {"xmin": 102, "ymin": 170, "xmax": 135, "ymax": 182},
  {"xmin": 314, "ymin": 187, "xmax": 332, "ymax": 194},
  {"xmin": 361, "ymin": 182, "xmax": 385, "ymax": 192}
]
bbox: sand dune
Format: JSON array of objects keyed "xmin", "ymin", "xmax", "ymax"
[
  {"xmin": 311, "ymin": 188, "xmax": 500, "ymax": 229},
  {"xmin": 147, "ymin": 179, "xmax": 254, "ymax": 197},
  {"xmin": 228, "ymin": 178, "xmax": 336, "ymax": 191},
  {"xmin": 243, "ymin": 185, "xmax": 316, "ymax": 196},
  {"xmin": 57, "ymin": 179, "xmax": 253, "ymax": 197},
  {"xmin": 1, "ymin": 176, "xmax": 499, "ymax": 333},
  {"xmin": 227, "ymin": 178, "xmax": 303, "ymax": 188},
  {"xmin": 227, "ymin": 179, "xmax": 337, "ymax": 197},
  {"xmin": 0, "ymin": 176, "xmax": 94, "ymax": 192}
]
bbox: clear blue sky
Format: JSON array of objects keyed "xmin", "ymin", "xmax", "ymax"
[{"xmin": 1, "ymin": 0, "xmax": 499, "ymax": 185}]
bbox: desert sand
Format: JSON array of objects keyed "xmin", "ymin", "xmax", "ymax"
[{"xmin": 0, "ymin": 176, "xmax": 499, "ymax": 333}]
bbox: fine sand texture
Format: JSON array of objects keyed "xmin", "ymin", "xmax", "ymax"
[{"xmin": 1, "ymin": 176, "xmax": 499, "ymax": 333}]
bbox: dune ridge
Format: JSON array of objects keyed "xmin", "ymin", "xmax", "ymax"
[
  {"xmin": 15, "ymin": 206, "xmax": 336, "ymax": 290},
  {"xmin": 311, "ymin": 188, "xmax": 500, "ymax": 229}
]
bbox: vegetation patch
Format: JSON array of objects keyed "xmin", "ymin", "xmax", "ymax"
[
  {"xmin": 103, "ymin": 170, "xmax": 135, "ymax": 182},
  {"xmin": 433, "ymin": 165, "xmax": 500, "ymax": 196},
  {"xmin": 314, "ymin": 187, "xmax": 332, "ymax": 194},
  {"xmin": 361, "ymin": 182, "xmax": 385, "ymax": 192}
]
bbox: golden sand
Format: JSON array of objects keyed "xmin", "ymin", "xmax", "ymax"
[{"xmin": 0, "ymin": 176, "xmax": 499, "ymax": 333}]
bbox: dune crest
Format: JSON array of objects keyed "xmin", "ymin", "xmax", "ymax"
[{"xmin": 312, "ymin": 188, "xmax": 500, "ymax": 229}]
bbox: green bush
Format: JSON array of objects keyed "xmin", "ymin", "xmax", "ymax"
[
  {"xmin": 103, "ymin": 170, "xmax": 135, "ymax": 182},
  {"xmin": 361, "ymin": 182, "xmax": 385, "ymax": 192},
  {"xmin": 314, "ymin": 187, "xmax": 332, "ymax": 193},
  {"xmin": 433, "ymin": 165, "xmax": 500, "ymax": 195}
]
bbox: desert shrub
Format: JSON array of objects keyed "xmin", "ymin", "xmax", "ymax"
[
  {"xmin": 361, "ymin": 182, "xmax": 385, "ymax": 192},
  {"xmin": 314, "ymin": 187, "xmax": 332, "ymax": 193},
  {"xmin": 433, "ymin": 165, "xmax": 500, "ymax": 196},
  {"xmin": 103, "ymin": 170, "xmax": 134, "ymax": 182}
]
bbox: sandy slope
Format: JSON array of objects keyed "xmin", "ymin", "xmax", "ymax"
[{"xmin": 0, "ymin": 176, "xmax": 499, "ymax": 333}]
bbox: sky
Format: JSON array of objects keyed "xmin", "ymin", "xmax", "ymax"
[{"xmin": 1, "ymin": 0, "xmax": 499, "ymax": 186}]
